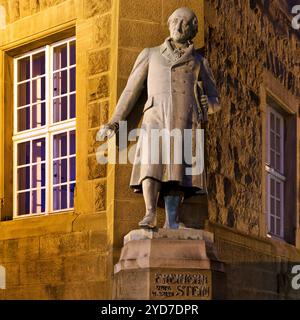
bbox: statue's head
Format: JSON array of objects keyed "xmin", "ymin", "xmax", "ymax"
[{"xmin": 168, "ymin": 7, "xmax": 198, "ymax": 43}]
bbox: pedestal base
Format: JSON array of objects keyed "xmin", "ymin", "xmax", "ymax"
[{"xmin": 113, "ymin": 229, "xmax": 226, "ymax": 300}]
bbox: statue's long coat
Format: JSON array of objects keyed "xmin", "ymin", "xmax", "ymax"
[{"xmin": 110, "ymin": 38, "xmax": 220, "ymax": 194}]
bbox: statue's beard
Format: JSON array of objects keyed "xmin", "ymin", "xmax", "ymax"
[{"xmin": 170, "ymin": 31, "xmax": 190, "ymax": 44}]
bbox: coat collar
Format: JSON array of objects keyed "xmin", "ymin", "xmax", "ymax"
[{"xmin": 160, "ymin": 37, "xmax": 195, "ymax": 65}]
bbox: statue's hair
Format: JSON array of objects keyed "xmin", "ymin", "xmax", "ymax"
[{"xmin": 167, "ymin": 7, "xmax": 198, "ymax": 40}]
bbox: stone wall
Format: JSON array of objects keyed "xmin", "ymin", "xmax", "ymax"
[
  {"xmin": 204, "ymin": 0, "xmax": 300, "ymax": 299},
  {"xmin": 204, "ymin": 0, "xmax": 300, "ymax": 236},
  {"xmin": 0, "ymin": 0, "xmax": 114, "ymax": 299}
]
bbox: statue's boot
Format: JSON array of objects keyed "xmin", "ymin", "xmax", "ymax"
[
  {"xmin": 138, "ymin": 178, "xmax": 161, "ymax": 229},
  {"xmin": 163, "ymin": 193, "xmax": 183, "ymax": 229}
]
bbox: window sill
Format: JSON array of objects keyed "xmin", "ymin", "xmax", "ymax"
[{"xmin": 12, "ymin": 209, "xmax": 75, "ymax": 221}]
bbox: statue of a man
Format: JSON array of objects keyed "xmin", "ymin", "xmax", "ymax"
[{"xmin": 98, "ymin": 7, "xmax": 220, "ymax": 229}]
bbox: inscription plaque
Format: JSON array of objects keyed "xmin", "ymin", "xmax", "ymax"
[{"xmin": 150, "ymin": 270, "xmax": 212, "ymax": 300}]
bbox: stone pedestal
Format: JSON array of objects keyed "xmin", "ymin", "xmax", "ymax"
[{"xmin": 113, "ymin": 229, "xmax": 226, "ymax": 300}]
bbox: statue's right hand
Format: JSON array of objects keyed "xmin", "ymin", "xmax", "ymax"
[{"xmin": 96, "ymin": 123, "xmax": 119, "ymax": 141}]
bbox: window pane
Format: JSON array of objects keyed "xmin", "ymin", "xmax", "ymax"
[
  {"xmin": 17, "ymin": 141, "xmax": 31, "ymax": 165},
  {"xmin": 276, "ymin": 117, "xmax": 281, "ymax": 135},
  {"xmin": 32, "ymin": 77, "xmax": 45, "ymax": 103},
  {"xmin": 270, "ymin": 150, "xmax": 275, "ymax": 168},
  {"xmin": 32, "ymin": 103, "xmax": 46, "ymax": 128},
  {"xmin": 32, "ymin": 138, "xmax": 45, "ymax": 163},
  {"xmin": 70, "ymin": 41, "xmax": 76, "ymax": 66},
  {"xmin": 53, "ymin": 70, "xmax": 68, "ymax": 96},
  {"xmin": 70, "ymin": 130, "xmax": 76, "ymax": 155},
  {"xmin": 70, "ymin": 67, "xmax": 76, "ymax": 92},
  {"xmin": 270, "ymin": 198, "xmax": 275, "ymax": 215},
  {"xmin": 275, "ymin": 135, "xmax": 280, "ymax": 153},
  {"xmin": 18, "ymin": 57, "xmax": 30, "ymax": 82},
  {"xmin": 70, "ymin": 183, "xmax": 75, "ymax": 208},
  {"xmin": 270, "ymin": 216, "xmax": 275, "ymax": 234},
  {"xmin": 70, "ymin": 157, "xmax": 76, "ymax": 181},
  {"xmin": 270, "ymin": 132, "xmax": 275, "ymax": 150},
  {"xmin": 53, "ymin": 96, "xmax": 68, "ymax": 123},
  {"xmin": 276, "ymin": 181, "xmax": 281, "ymax": 199},
  {"xmin": 53, "ymin": 132, "xmax": 68, "ymax": 158},
  {"xmin": 53, "ymin": 44, "xmax": 68, "ymax": 70},
  {"xmin": 53, "ymin": 185, "xmax": 68, "ymax": 211},
  {"xmin": 17, "ymin": 81, "xmax": 30, "ymax": 107},
  {"xmin": 276, "ymin": 200, "xmax": 281, "ymax": 217},
  {"xmin": 32, "ymin": 163, "xmax": 46, "ymax": 188},
  {"xmin": 276, "ymin": 154, "xmax": 281, "ymax": 171},
  {"xmin": 17, "ymin": 192, "xmax": 30, "ymax": 215},
  {"xmin": 70, "ymin": 94, "xmax": 76, "ymax": 119},
  {"xmin": 32, "ymin": 189, "xmax": 46, "ymax": 214},
  {"xmin": 18, "ymin": 107, "xmax": 31, "ymax": 132},
  {"xmin": 270, "ymin": 178, "xmax": 275, "ymax": 196},
  {"xmin": 53, "ymin": 159, "xmax": 68, "ymax": 185},
  {"xmin": 270, "ymin": 113, "xmax": 275, "ymax": 131},
  {"xmin": 276, "ymin": 218, "xmax": 281, "ymax": 236},
  {"xmin": 17, "ymin": 166, "xmax": 30, "ymax": 190},
  {"xmin": 32, "ymin": 52, "xmax": 45, "ymax": 77}
]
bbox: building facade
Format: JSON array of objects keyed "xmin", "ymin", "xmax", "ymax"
[{"xmin": 0, "ymin": 0, "xmax": 299, "ymax": 299}]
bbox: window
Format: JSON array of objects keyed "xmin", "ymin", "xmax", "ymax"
[
  {"xmin": 266, "ymin": 106, "xmax": 285, "ymax": 238},
  {"xmin": 13, "ymin": 37, "xmax": 76, "ymax": 217}
]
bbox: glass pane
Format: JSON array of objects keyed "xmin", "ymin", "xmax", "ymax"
[
  {"xmin": 276, "ymin": 181, "xmax": 281, "ymax": 199},
  {"xmin": 17, "ymin": 81, "xmax": 30, "ymax": 107},
  {"xmin": 70, "ymin": 130, "xmax": 76, "ymax": 155},
  {"xmin": 17, "ymin": 191, "xmax": 30, "ymax": 215},
  {"xmin": 270, "ymin": 178, "xmax": 275, "ymax": 196},
  {"xmin": 53, "ymin": 44, "xmax": 68, "ymax": 70},
  {"xmin": 32, "ymin": 103, "xmax": 46, "ymax": 128},
  {"xmin": 53, "ymin": 159, "xmax": 68, "ymax": 185},
  {"xmin": 32, "ymin": 163, "xmax": 45, "ymax": 188},
  {"xmin": 32, "ymin": 189, "xmax": 46, "ymax": 214},
  {"xmin": 17, "ymin": 166, "xmax": 30, "ymax": 190},
  {"xmin": 32, "ymin": 138, "xmax": 45, "ymax": 163},
  {"xmin": 53, "ymin": 185, "xmax": 68, "ymax": 211},
  {"xmin": 276, "ymin": 200, "xmax": 281, "ymax": 217},
  {"xmin": 276, "ymin": 154, "xmax": 281, "ymax": 172},
  {"xmin": 70, "ymin": 183, "xmax": 75, "ymax": 208},
  {"xmin": 270, "ymin": 113, "xmax": 275, "ymax": 131},
  {"xmin": 53, "ymin": 132, "xmax": 68, "ymax": 158},
  {"xmin": 32, "ymin": 77, "xmax": 45, "ymax": 103},
  {"xmin": 70, "ymin": 94, "xmax": 76, "ymax": 119},
  {"xmin": 270, "ymin": 216, "xmax": 275, "ymax": 234},
  {"xmin": 32, "ymin": 52, "xmax": 45, "ymax": 77},
  {"xmin": 276, "ymin": 117, "xmax": 280, "ymax": 135},
  {"xmin": 70, "ymin": 67, "xmax": 76, "ymax": 92},
  {"xmin": 70, "ymin": 41, "xmax": 76, "ymax": 66},
  {"xmin": 17, "ymin": 141, "xmax": 31, "ymax": 165},
  {"xmin": 53, "ymin": 70, "xmax": 67, "ymax": 97},
  {"xmin": 270, "ymin": 198, "xmax": 275, "ymax": 215},
  {"xmin": 18, "ymin": 57, "xmax": 30, "ymax": 82},
  {"xmin": 70, "ymin": 157, "xmax": 76, "ymax": 181},
  {"xmin": 276, "ymin": 218, "xmax": 281, "ymax": 236},
  {"xmin": 53, "ymin": 96, "xmax": 68, "ymax": 123},
  {"xmin": 18, "ymin": 107, "xmax": 31, "ymax": 132},
  {"xmin": 270, "ymin": 150, "xmax": 275, "ymax": 168},
  {"xmin": 275, "ymin": 136, "xmax": 280, "ymax": 153},
  {"xmin": 270, "ymin": 132, "xmax": 275, "ymax": 150}
]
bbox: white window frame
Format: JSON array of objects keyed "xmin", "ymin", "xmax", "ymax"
[
  {"xmin": 265, "ymin": 105, "xmax": 285, "ymax": 238},
  {"xmin": 13, "ymin": 37, "xmax": 76, "ymax": 218}
]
